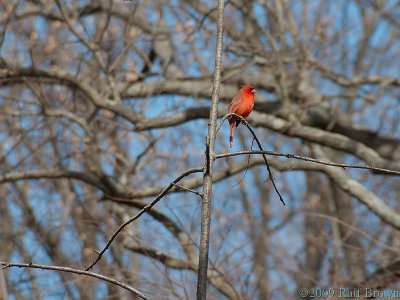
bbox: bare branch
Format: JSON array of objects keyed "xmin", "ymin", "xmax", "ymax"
[
  {"xmin": 0, "ymin": 65, "xmax": 141, "ymax": 123},
  {"xmin": 0, "ymin": 169, "xmax": 108, "ymax": 191},
  {"xmin": 215, "ymin": 150, "xmax": 400, "ymax": 176},
  {"xmin": 85, "ymin": 167, "xmax": 203, "ymax": 271},
  {"xmin": 171, "ymin": 182, "xmax": 203, "ymax": 197},
  {"xmin": 124, "ymin": 243, "xmax": 242, "ymax": 299},
  {"xmin": 362, "ymin": 260, "xmax": 400, "ymax": 289},
  {"xmin": 217, "ymin": 113, "xmax": 286, "ymax": 205},
  {"xmin": 197, "ymin": 1, "xmax": 225, "ymax": 299},
  {"xmin": 0, "ymin": 261, "xmax": 148, "ymax": 300},
  {"xmin": 311, "ymin": 145, "xmax": 400, "ymax": 230},
  {"xmin": 251, "ymin": 112, "xmax": 400, "ymax": 172}
]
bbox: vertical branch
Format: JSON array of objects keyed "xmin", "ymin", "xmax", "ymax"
[
  {"xmin": 196, "ymin": 1, "xmax": 225, "ymax": 299},
  {"xmin": 0, "ymin": 268, "xmax": 8, "ymax": 300}
]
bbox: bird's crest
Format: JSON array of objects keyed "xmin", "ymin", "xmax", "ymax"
[{"xmin": 240, "ymin": 84, "xmax": 256, "ymax": 94}]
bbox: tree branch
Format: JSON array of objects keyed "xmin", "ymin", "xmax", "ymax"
[
  {"xmin": 85, "ymin": 167, "xmax": 203, "ymax": 271},
  {"xmin": 1, "ymin": 261, "xmax": 148, "ymax": 300},
  {"xmin": 0, "ymin": 169, "xmax": 109, "ymax": 191},
  {"xmin": 217, "ymin": 113, "xmax": 286, "ymax": 205},
  {"xmin": 196, "ymin": 1, "xmax": 225, "ymax": 299},
  {"xmin": 215, "ymin": 150, "xmax": 400, "ymax": 175},
  {"xmin": 124, "ymin": 244, "xmax": 242, "ymax": 299},
  {"xmin": 251, "ymin": 112, "xmax": 400, "ymax": 172}
]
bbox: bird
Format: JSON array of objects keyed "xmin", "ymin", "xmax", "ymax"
[{"xmin": 228, "ymin": 85, "xmax": 256, "ymax": 147}]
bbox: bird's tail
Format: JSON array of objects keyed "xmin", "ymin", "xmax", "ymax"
[{"xmin": 229, "ymin": 121, "xmax": 234, "ymax": 148}]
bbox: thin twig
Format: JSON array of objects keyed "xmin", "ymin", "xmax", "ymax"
[
  {"xmin": 85, "ymin": 167, "xmax": 203, "ymax": 271},
  {"xmin": 232, "ymin": 138, "xmax": 255, "ymax": 187},
  {"xmin": 217, "ymin": 113, "xmax": 286, "ymax": 206},
  {"xmin": 215, "ymin": 150, "xmax": 400, "ymax": 175},
  {"xmin": 171, "ymin": 182, "xmax": 203, "ymax": 197},
  {"xmin": 1, "ymin": 261, "xmax": 148, "ymax": 299}
]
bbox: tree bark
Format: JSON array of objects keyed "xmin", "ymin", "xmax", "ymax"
[{"xmin": 196, "ymin": 1, "xmax": 225, "ymax": 299}]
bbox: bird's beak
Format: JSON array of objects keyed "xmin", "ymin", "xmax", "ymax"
[{"xmin": 252, "ymin": 89, "xmax": 257, "ymax": 94}]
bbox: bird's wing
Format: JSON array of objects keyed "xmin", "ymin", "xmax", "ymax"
[{"xmin": 228, "ymin": 94, "xmax": 242, "ymax": 113}]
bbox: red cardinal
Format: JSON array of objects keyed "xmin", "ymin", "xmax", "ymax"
[{"xmin": 228, "ymin": 85, "xmax": 256, "ymax": 147}]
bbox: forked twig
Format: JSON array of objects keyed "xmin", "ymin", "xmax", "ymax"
[{"xmin": 217, "ymin": 113, "xmax": 286, "ymax": 206}]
